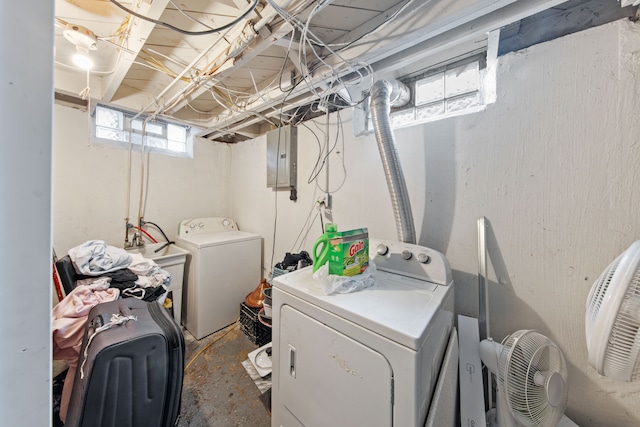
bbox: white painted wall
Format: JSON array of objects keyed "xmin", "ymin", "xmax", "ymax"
[
  {"xmin": 52, "ymin": 105, "xmax": 232, "ymax": 255},
  {"xmin": 229, "ymin": 20, "xmax": 640, "ymax": 427},
  {"xmin": 0, "ymin": 1, "xmax": 53, "ymax": 425},
  {"xmin": 49, "ymin": 17, "xmax": 640, "ymax": 427}
]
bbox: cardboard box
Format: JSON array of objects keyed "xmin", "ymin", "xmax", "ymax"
[{"xmin": 328, "ymin": 228, "xmax": 369, "ymax": 276}]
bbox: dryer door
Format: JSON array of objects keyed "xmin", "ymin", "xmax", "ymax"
[{"xmin": 279, "ymin": 305, "xmax": 393, "ymax": 427}]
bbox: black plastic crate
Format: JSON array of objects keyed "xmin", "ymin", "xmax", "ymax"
[{"xmin": 240, "ymin": 302, "xmax": 271, "ymax": 347}]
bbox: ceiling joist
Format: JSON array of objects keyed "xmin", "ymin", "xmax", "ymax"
[
  {"xmin": 52, "ymin": 0, "xmax": 637, "ymax": 142},
  {"xmin": 102, "ymin": 0, "xmax": 172, "ymax": 102}
]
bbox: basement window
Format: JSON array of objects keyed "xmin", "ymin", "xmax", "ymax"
[
  {"xmin": 354, "ymin": 54, "xmax": 491, "ymax": 135},
  {"xmin": 92, "ymin": 104, "xmax": 194, "ymax": 158}
]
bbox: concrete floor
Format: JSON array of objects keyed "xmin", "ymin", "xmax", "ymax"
[
  {"xmin": 179, "ymin": 323, "xmax": 272, "ymax": 427},
  {"xmin": 53, "ymin": 321, "xmax": 272, "ymax": 427}
]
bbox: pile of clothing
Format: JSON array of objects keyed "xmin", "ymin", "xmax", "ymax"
[
  {"xmin": 67, "ymin": 239, "xmax": 171, "ymax": 302},
  {"xmin": 274, "ymin": 251, "xmax": 313, "ymax": 273},
  {"xmin": 51, "ymin": 240, "xmax": 173, "ymax": 423}
]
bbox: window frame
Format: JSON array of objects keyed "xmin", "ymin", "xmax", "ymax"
[
  {"xmin": 354, "ymin": 53, "xmax": 490, "ymax": 135},
  {"xmin": 91, "ymin": 103, "xmax": 195, "ymax": 158}
]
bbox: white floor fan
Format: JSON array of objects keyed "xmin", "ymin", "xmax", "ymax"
[
  {"xmin": 476, "ymin": 219, "xmax": 569, "ymax": 427},
  {"xmin": 585, "ymin": 240, "xmax": 640, "ymax": 381},
  {"xmin": 479, "ymin": 330, "xmax": 569, "ymax": 427}
]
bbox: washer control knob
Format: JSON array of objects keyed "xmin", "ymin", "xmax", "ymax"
[
  {"xmin": 198, "ymin": 222, "xmax": 204, "ymax": 228},
  {"xmin": 401, "ymin": 250, "xmax": 412, "ymax": 260},
  {"xmin": 222, "ymin": 219, "xmax": 230, "ymax": 227},
  {"xmin": 189, "ymin": 223, "xmax": 196, "ymax": 229},
  {"xmin": 377, "ymin": 244, "xmax": 389, "ymax": 256},
  {"xmin": 417, "ymin": 253, "xmax": 431, "ymax": 264}
]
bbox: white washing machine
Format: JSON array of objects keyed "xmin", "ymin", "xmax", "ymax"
[
  {"xmin": 271, "ymin": 238, "xmax": 455, "ymax": 427},
  {"xmin": 175, "ymin": 217, "xmax": 262, "ymax": 340}
]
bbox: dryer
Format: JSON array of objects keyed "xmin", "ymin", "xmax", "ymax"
[
  {"xmin": 176, "ymin": 217, "xmax": 262, "ymax": 340},
  {"xmin": 271, "ymin": 238, "xmax": 454, "ymax": 427}
]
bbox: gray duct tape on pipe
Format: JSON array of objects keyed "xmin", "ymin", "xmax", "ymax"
[{"xmin": 370, "ymin": 79, "xmax": 416, "ymax": 244}]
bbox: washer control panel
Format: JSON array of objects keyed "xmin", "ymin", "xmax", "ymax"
[
  {"xmin": 178, "ymin": 217, "xmax": 238, "ymax": 237},
  {"xmin": 370, "ymin": 238, "xmax": 451, "ymax": 286}
]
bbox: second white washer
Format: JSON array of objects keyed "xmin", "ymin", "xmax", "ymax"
[{"xmin": 176, "ymin": 217, "xmax": 262, "ymax": 340}]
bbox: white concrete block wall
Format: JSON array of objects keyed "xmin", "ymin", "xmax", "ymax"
[
  {"xmin": 229, "ymin": 19, "xmax": 640, "ymax": 426},
  {"xmin": 50, "ymin": 17, "xmax": 640, "ymax": 427},
  {"xmin": 52, "ymin": 105, "xmax": 233, "ymax": 255}
]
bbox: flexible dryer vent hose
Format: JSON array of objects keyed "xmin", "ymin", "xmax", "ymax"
[{"xmin": 370, "ymin": 79, "xmax": 416, "ymax": 244}]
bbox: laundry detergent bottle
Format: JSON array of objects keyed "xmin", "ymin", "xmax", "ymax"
[{"xmin": 312, "ymin": 223, "xmax": 337, "ymax": 272}]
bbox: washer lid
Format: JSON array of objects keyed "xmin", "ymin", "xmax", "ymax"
[
  {"xmin": 176, "ymin": 230, "xmax": 260, "ymax": 249},
  {"xmin": 274, "ymin": 267, "xmax": 453, "ymax": 350}
]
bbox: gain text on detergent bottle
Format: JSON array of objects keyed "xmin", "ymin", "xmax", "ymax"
[{"xmin": 328, "ymin": 228, "xmax": 369, "ymax": 277}]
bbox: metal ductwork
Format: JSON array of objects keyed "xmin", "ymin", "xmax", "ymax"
[{"xmin": 370, "ymin": 79, "xmax": 416, "ymax": 244}]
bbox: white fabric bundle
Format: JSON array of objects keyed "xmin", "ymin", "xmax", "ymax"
[{"xmin": 68, "ymin": 240, "xmax": 132, "ymax": 276}]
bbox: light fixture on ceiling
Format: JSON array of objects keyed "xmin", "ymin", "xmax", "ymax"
[{"xmin": 62, "ymin": 23, "xmax": 98, "ymax": 70}]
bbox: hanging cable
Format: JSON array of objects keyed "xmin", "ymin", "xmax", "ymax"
[
  {"xmin": 329, "ymin": 0, "xmax": 421, "ymax": 51},
  {"xmin": 124, "ymin": 121, "xmax": 135, "ymax": 245},
  {"xmin": 269, "ymin": 124, "xmax": 283, "ymax": 281},
  {"xmin": 144, "ymin": 47, "xmax": 190, "ymax": 68},
  {"xmin": 79, "ymin": 69, "xmax": 92, "ymax": 147},
  {"xmin": 302, "ymin": 121, "xmax": 325, "ymax": 184},
  {"xmin": 137, "ymin": 117, "xmax": 149, "ymax": 226},
  {"xmin": 133, "ymin": 226, "xmax": 158, "ymax": 243},
  {"xmin": 290, "ymin": 185, "xmax": 322, "ymax": 252},
  {"xmin": 267, "ymin": 76, "xmax": 306, "ymax": 280},
  {"xmin": 246, "ymin": 65, "xmax": 283, "ymax": 116},
  {"xmin": 109, "ymin": 0, "xmax": 259, "ymax": 36},
  {"xmin": 136, "ymin": 49, "xmax": 192, "ymax": 82},
  {"xmin": 168, "ymin": 0, "xmax": 216, "ymax": 30},
  {"xmin": 322, "ymin": 108, "xmax": 347, "ymax": 194},
  {"xmin": 141, "ymin": 146, "xmax": 152, "ymax": 218},
  {"xmin": 265, "ymin": 0, "xmax": 374, "ymax": 109},
  {"xmin": 306, "ymin": 109, "xmax": 339, "ymax": 184},
  {"xmin": 143, "ymin": 221, "xmax": 174, "ymax": 246},
  {"xmin": 184, "ymin": 320, "xmax": 239, "ymax": 371}
]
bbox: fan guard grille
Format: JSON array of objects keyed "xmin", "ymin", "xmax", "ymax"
[
  {"xmin": 603, "ymin": 267, "xmax": 640, "ymax": 381},
  {"xmin": 585, "ymin": 255, "xmax": 621, "ymax": 343},
  {"xmin": 586, "ymin": 241, "xmax": 640, "ymax": 381},
  {"xmin": 498, "ymin": 330, "xmax": 568, "ymax": 427}
]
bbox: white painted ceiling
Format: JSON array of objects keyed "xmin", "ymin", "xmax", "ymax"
[{"xmin": 53, "ymin": 0, "xmax": 635, "ymax": 142}]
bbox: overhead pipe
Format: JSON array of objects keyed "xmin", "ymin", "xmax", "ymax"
[
  {"xmin": 158, "ymin": 0, "xmax": 303, "ymax": 115},
  {"xmin": 123, "ymin": 0, "xmax": 301, "ymax": 246},
  {"xmin": 132, "ymin": 27, "xmax": 235, "ymax": 120},
  {"xmin": 370, "ymin": 79, "xmax": 416, "ymax": 244},
  {"xmin": 134, "ymin": 0, "xmax": 301, "ymax": 120}
]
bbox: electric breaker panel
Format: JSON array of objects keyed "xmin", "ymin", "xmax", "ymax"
[{"xmin": 267, "ymin": 126, "xmax": 297, "ymax": 189}]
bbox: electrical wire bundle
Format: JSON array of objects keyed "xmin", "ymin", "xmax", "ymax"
[
  {"xmin": 109, "ymin": 0, "xmax": 260, "ymax": 36},
  {"xmin": 266, "ymin": 0, "xmax": 374, "ymax": 111}
]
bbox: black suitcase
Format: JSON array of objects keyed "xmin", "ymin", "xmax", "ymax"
[{"xmin": 65, "ymin": 298, "xmax": 185, "ymax": 427}]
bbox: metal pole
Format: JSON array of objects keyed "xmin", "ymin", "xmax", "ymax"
[
  {"xmin": 325, "ymin": 107, "xmax": 330, "ymax": 208},
  {"xmin": 477, "ymin": 216, "xmax": 492, "ymax": 411}
]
